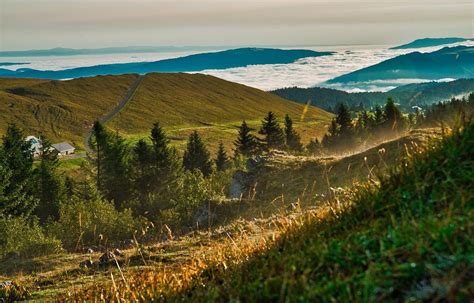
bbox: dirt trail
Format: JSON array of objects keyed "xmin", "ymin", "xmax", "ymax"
[{"xmin": 83, "ymin": 75, "xmax": 145, "ymax": 154}]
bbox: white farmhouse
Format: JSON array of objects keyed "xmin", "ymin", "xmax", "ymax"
[
  {"xmin": 25, "ymin": 135, "xmax": 42, "ymax": 157},
  {"xmin": 52, "ymin": 142, "xmax": 76, "ymax": 156}
]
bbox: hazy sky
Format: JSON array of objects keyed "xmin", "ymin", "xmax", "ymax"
[{"xmin": 1, "ymin": 0, "xmax": 472, "ymax": 50}]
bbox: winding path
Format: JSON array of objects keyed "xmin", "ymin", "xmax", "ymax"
[{"xmin": 83, "ymin": 75, "xmax": 145, "ymax": 154}]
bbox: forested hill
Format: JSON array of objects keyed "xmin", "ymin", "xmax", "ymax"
[
  {"xmin": 327, "ymin": 46, "xmax": 474, "ymax": 84},
  {"xmin": 391, "ymin": 37, "xmax": 473, "ymax": 49},
  {"xmin": 271, "ymin": 78, "xmax": 474, "ymax": 111}
]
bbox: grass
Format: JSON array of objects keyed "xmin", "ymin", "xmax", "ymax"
[
  {"xmin": 0, "ymin": 74, "xmax": 137, "ymax": 147},
  {"xmin": 66, "ymin": 122, "xmax": 473, "ymax": 302},
  {"xmin": 126, "ymin": 119, "xmax": 329, "ymax": 155},
  {"xmin": 252, "ymin": 128, "xmax": 441, "ymax": 204},
  {"xmin": 0, "ymin": 128, "xmax": 421, "ymax": 301},
  {"xmin": 0, "ymin": 73, "xmax": 332, "ymax": 150}
]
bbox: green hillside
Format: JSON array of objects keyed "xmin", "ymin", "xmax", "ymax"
[
  {"xmin": 0, "ymin": 74, "xmax": 138, "ymax": 148},
  {"xmin": 272, "ymin": 79, "xmax": 474, "ymax": 111},
  {"xmin": 0, "ymin": 73, "xmax": 332, "ymax": 151},
  {"xmin": 166, "ymin": 122, "xmax": 473, "ymax": 302}
]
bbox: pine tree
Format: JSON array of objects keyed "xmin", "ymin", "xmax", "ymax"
[
  {"xmin": 335, "ymin": 103, "xmax": 353, "ymax": 134},
  {"xmin": 284, "ymin": 114, "xmax": 303, "ymax": 152},
  {"xmin": 215, "ymin": 142, "xmax": 229, "ymax": 171},
  {"xmin": 133, "ymin": 139, "xmax": 153, "ymax": 195},
  {"xmin": 34, "ymin": 137, "xmax": 63, "ymax": 222},
  {"xmin": 92, "ymin": 122, "xmax": 132, "ymax": 208},
  {"xmin": 132, "ymin": 123, "xmax": 181, "ymax": 216},
  {"xmin": 374, "ymin": 105, "xmax": 384, "ymax": 126},
  {"xmin": 260, "ymin": 112, "xmax": 285, "ymax": 150},
  {"xmin": 92, "ymin": 121, "xmax": 108, "ymax": 191},
  {"xmin": 1, "ymin": 124, "xmax": 37, "ymax": 217},
  {"xmin": 383, "ymin": 98, "xmax": 403, "ymax": 132},
  {"xmin": 234, "ymin": 120, "xmax": 258, "ymax": 157},
  {"xmin": 183, "ymin": 131, "xmax": 212, "ymax": 177}
]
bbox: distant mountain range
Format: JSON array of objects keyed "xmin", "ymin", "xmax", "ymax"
[
  {"xmin": 327, "ymin": 46, "xmax": 474, "ymax": 86},
  {"xmin": 391, "ymin": 37, "xmax": 473, "ymax": 50},
  {"xmin": 0, "ymin": 62, "xmax": 28, "ymax": 67},
  {"xmin": 0, "ymin": 48, "xmax": 333, "ymax": 80},
  {"xmin": 272, "ymin": 78, "xmax": 474, "ymax": 112},
  {"xmin": 0, "ymin": 46, "xmax": 229, "ymax": 57}
]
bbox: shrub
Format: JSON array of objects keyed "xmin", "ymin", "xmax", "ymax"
[
  {"xmin": 173, "ymin": 170, "xmax": 216, "ymax": 225},
  {"xmin": 0, "ymin": 216, "xmax": 62, "ymax": 259},
  {"xmin": 0, "ymin": 282, "xmax": 30, "ymax": 302},
  {"xmin": 48, "ymin": 196, "xmax": 139, "ymax": 250}
]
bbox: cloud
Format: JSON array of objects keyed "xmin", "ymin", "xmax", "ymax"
[{"xmin": 200, "ymin": 41, "xmax": 474, "ymax": 92}]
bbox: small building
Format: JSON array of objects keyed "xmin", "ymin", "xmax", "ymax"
[
  {"xmin": 52, "ymin": 142, "xmax": 76, "ymax": 156},
  {"xmin": 25, "ymin": 135, "xmax": 42, "ymax": 157}
]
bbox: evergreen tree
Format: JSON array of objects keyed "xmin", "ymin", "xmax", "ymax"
[
  {"xmin": 34, "ymin": 138, "xmax": 63, "ymax": 222},
  {"xmin": 92, "ymin": 122, "xmax": 132, "ymax": 208},
  {"xmin": 132, "ymin": 123, "xmax": 181, "ymax": 216},
  {"xmin": 335, "ymin": 103, "xmax": 353, "ymax": 135},
  {"xmin": 1, "ymin": 124, "xmax": 37, "ymax": 217},
  {"xmin": 234, "ymin": 120, "xmax": 258, "ymax": 157},
  {"xmin": 383, "ymin": 98, "xmax": 403, "ymax": 132},
  {"xmin": 374, "ymin": 105, "xmax": 384, "ymax": 126},
  {"xmin": 92, "ymin": 121, "xmax": 108, "ymax": 191},
  {"xmin": 322, "ymin": 104, "xmax": 355, "ymax": 151},
  {"xmin": 284, "ymin": 114, "xmax": 303, "ymax": 152},
  {"xmin": 259, "ymin": 112, "xmax": 285, "ymax": 150},
  {"xmin": 133, "ymin": 139, "xmax": 153, "ymax": 195},
  {"xmin": 64, "ymin": 176, "xmax": 75, "ymax": 200},
  {"xmin": 215, "ymin": 142, "xmax": 229, "ymax": 172},
  {"xmin": 0, "ymin": 147, "xmax": 37, "ymax": 218},
  {"xmin": 183, "ymin": 131, "xmax": 212, "ymax": 177}
]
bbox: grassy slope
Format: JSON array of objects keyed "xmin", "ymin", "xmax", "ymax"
[
  {"xmin": 252, "ymin": 129, "xmax": 440, "ymax": 204},
  {"xmin": 170, "ymin": 123, "xmax": 473, "ymax": 302},
  {"xmin": 1, "ymin": 127, "xmax": 459, "ymax": 301},
  {"xmin": 0, "ymin": 75, "xmax": 137, "ymax": 148},
  {"xmin": 109, "ymin": 73, "xmax": 332, "ymax": 153},
  {"xmin": 0, "ymin": 73, "xmax": 332, "ymax": 152}
]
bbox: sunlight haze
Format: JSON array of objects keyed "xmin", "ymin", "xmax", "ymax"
[{"xmin": 1, "ymin": 0, "xmax": 472, "ymax": 50}]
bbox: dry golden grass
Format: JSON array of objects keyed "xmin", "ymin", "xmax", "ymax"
[
  {"xmin": 0, "ymin": 73, "xmax": 332, "ymax": 151},
  {"xmin": 0, "ymin": 74, "xmax": 137, "ymax": 148}
]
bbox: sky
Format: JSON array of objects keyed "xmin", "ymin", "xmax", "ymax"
[{"xmin": 0, "ymin": 0, "xmax": 472, "ymax": 51}]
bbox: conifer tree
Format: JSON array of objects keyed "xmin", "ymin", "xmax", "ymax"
[
  {"xmin": 335, "ymin": 103, "xmax": 353, "ymax": 135},
  {"xmin": 383, "ymin": 98, "xmax": 403, "ymax": 132},
  {"xmin": 132, "ymin": 123, "xmax": 181, "ymax": 215},
  {"xmin": 322, "ymin": 104, "xmax": 355, "ymax": 151},
  {"xmin": 183, "ymin": 131, "xmax": 212, "ymax": 177},
  {"xmin": 284, "ymin": 114, "xmax": 303, "ymax": 152},
  {"xmin": 92, "ymin": 121, "xmax": 108, "ymax": 191},
  {"xmin": 92, "ymin": 122, "xmax": 132, "ymax": 208},
  {"xmin": 374, "ymin": 105, "xmax": 384, "ymax": 126},
  {"xmin": 260, "ymin": 112, "xmax": 285, "ymax": 150},
  {"xmin": 215, "ymin": 142, "xmax": 229, "ymax": 171},
  {"xmin": 234, "ymin": 120, "xmax": 258, "ymax": 157},
  {"xmin": 1, "ymin": 124, "xmax": 37, "ymax": 217},
  {"xmin": 34, "ymin": 137, "xmax": 63, "ymax": 222}
]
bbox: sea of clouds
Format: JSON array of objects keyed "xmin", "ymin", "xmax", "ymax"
[
  {"xmin": 200, "ymin": 41, "xmax": 474, "ymax": 92},
  {"xmin": 1, "ymin": 41, "xmax": 473, "ymax": 92}
]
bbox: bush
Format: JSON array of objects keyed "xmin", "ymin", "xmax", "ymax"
[
  {"xmin": 0, "ymin": 216, "xmax": 62, "ymax": 259},
  {"xmin": 48, "ymin": 196, "xmax": 139, "ymax": 250},
  {"xmin": 0, "ymin": 282, "xmax": 30, "ymax": 302},
  {"xmin": 173, "ymin": 170, "xmax": 216, "ymax": 225}
]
